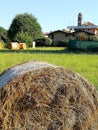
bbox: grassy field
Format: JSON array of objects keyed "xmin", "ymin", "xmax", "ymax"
[{"xmin": 0, "ymin": 47, "xmax": 98, "ymax": 90}]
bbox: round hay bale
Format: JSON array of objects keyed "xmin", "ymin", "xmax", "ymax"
[
  {"xmin": 19, "ymin": 43, "xmax": 26, "ymax": 49},
  {"xmin": 7, "ymin": 42, "xmax": 19, "ymax": 50},
  {"xmin": 0, "ymin": 61, "xmax": 98, "ymax": 130}
]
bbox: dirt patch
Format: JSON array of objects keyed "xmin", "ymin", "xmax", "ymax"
[{"xmin": 0, "ymin": 61, "xmax": 98, "ymax": 130}]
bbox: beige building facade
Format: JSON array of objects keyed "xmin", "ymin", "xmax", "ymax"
[{"xmin": 48, "ymin": 30, "xmax": 68, "ymax": 42}]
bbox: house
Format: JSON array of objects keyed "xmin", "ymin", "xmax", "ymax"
[
  {"xmin": 81, "ymin": 22, "xmax": 98, "ymax": 35},
  {"xmin": 67, "ymin": 13, "xmax": 98, "ymax": 35},
  {"xmin": 48, "ymin": 30, "xmax": 68, "ymax": 42},
  {"xmin": 45, "ymin": 13, "xmax": 98, "ymax": 45},
  {"xmin": 68, "ymin": 30, "xmax": 95, "ymax": 41},
  {"xmin": 69, "ymin": 30, "xmax": 94, "ymax": 37}
]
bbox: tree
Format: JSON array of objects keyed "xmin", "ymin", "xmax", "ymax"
[
  {"xmin": 62, "ymin": 29, "xmax": 67, "ymax": 32},
  {"xmin": 0, "ymin": 26, "xmax": 9, "ymax": 45},
  {"xmin": 7, "ymin": 13, "xmax": 43, "ymax": 46},
  {"xmin": 0, "ymin": 26, "xmax": 7, "ymax": 35},
  {"xmin": 76, "ymin": 32, "xmax": 88, "ymax": 41},
  {"xmin": 14, "ymin": 32, "xmax": 33, "ymax": 47}
]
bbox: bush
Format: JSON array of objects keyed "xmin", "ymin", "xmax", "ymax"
[
  {"xmin": 35, "ymin": 37, "xmax": 52, "ymax": 47},
  {"xmin": 0, "ymin": 41, "xmax": 5, "ymax": 49},
  {"xmin": 14, "ymin": 32, "xmax": 33, "ymax": 47},
  {"xmin": 88, "ymin": 35, "xmax": 98, "ymax": 41},
  {"xmin": 44, "ymin": 37, "xmax": 52, "ymax": 46},
  {"xmin": 75, "ymin": 32, "xmax": 88, "ymax": 41},
  {"xmin": 52, "ymin": 40, "xmax": 68, "ymax": 47},
  {"xmin": 68, "ymin": 40, "xmax": 98, "ymax": 52}
]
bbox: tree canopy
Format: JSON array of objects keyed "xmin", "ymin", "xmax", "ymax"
[
  {"xmin": 7, "ymin": 13, "xmax": 43, "ymax": 46},
  {"xmin": 0, "ymin": 26, "xmax": 7, "ymax": 35},
  {"xmin": 0, "ymin": 26, "xmax": 9, "ymax": 44}
]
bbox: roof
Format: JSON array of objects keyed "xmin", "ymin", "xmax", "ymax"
[
  {"xmin": 69, "ymin": 30, "xmax": 94, "ymax": 35},
  {"xmin": 67, "ymin": 21, "xmax": 98, "ymax": 30},
  {"xmin": 48, "ymin": 30, "xmax": 68, "ymax": 35},
  {"xmin": 82, "ymin": 22, "xmax": 95, "ymax": 26},
  {"xmin": 67, "ymin": 25, "xmax": 98, "ymax": 29}
]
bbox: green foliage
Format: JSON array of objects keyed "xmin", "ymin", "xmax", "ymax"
[
  {"xmin": 64, "ymin": 37, "xmax": 75, "ymax": 47},
  {"xmin": 62, "ymin": 29, "xmax": 67, "ymax": 32},
  {"xmin": 0, "ymin": 26, "xmax": 7, "ymax": 35},
  {"xmin": 88, "ymin": 35, "xmax": 98, "ymax": 41},
  {"xmin": 44, "ymin": 37, "xmax": 52, "ymax": 46},
  {"xmin": 51, "ymin": 36, "xmax": 75, "ymax": 47},
  {"xmin": 64, "ymin": 32, "xmax": 98, "ymax": 43},
  {"xmin": 0, "ymin": 41, "xmax": 5, "ymax": 48},
  {"xmin": 14, "ymin": 32, "xmax": 33, "ymax": 47},
  {"xmin": 52, "ymin": 40, "xmax": 68, "ymax": 47},
  {"xmin": 70, "ymin": 32, "xmax": 98, "ymax": 42},
  {"xmin": 75, "ymin": 32, "xmax": 88, "ymax": 41},
  {"xmin": 7, "ymin": 13, "xmax": 43, "ymax": 42},
  {"xmin": 68, "ymin": 40, "xmax": 98, "ymax": 52},
  {"xmin": 35, "ymin": 37, "xmax": 52, "ymax": 47},
  {"xmin": 0, "ymin": 26, "xmax": 9, "ymax": 45}
]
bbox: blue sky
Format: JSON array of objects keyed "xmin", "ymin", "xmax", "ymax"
[{"xmin": 0, "ymin": 0, "xmax": 98, "ymax": 32}]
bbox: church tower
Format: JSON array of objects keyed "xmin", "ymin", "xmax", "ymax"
[{"xmin": 78, "ymin": 13, "xmax": 82, "ymax": 26}]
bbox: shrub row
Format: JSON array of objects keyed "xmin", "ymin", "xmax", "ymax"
[
  {"xmin": 52, "ymin": 40, "xmax": 68, "ymax": 47},
  {"xmin": 34, "ymin": 37, "xmax": 52, "ymax": 47},
  {"xmin": 68, "ymin": 40, "xmax": 98, "ymax": 52}
]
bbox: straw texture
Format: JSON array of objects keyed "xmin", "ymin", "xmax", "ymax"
[{"xmin": 0, "ymin": 61, "xmax": 98, "ymax": 130}]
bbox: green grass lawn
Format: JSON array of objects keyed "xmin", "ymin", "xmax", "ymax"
[{"xmin": 0, "ymin": 47, "xmax": 98, "ymax": 90}]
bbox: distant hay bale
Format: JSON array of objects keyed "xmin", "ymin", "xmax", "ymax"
[
  {"xmin": 7, "ymin": 42, "xmax": 26, "ymax": 50},
  {"xmin": 19, "ymin": 43, "xmax": 26, "ymax": 49},
  {"xmin": 7, "ymin": 42, "xmax": 19, "ymax": 50},
  {"xmin": 0, "ymin": 61, "xmax": 98, "ymax": 130}
]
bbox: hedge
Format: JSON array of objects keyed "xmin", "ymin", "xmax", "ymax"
[
  {"xmin": 52, "ymin": 40, "xmax": 68, "ymax": 47},
  {"xmin": 68, "ymin": 40, "xmax": 98, "ymax": 52},
  {"xmin": 34, "ymin": 37, "xmax": 52, "ymax": 47}
]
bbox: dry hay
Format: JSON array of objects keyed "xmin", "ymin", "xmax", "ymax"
[
  {"xmin": 7, "ymin": 42, "xmax": 19, "ymax": 50},
  {"xmin": 19, "ymin": 43, "xmax": 26, "ymax": 49},
  {"xmin": 0, "ymin": 61, "xmax": 98, "ymax": 130}
]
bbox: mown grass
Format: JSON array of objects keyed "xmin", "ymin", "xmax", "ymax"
[{"xmin": 0, "ymin": 47, "xmax": 98, "ymax": 90}]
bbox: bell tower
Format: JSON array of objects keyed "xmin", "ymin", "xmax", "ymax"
[{"xmin": 78, "ymin": 13, "xmax": 82, "ymax": 26}]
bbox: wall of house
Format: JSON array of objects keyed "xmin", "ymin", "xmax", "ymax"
[
  {"xmin": 83, "ymin": 29, "xmax": 97, "ymax": 35},
  {"xmin": 49, "ymin": 32, "xmax": 66, "ymax": 41}
]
